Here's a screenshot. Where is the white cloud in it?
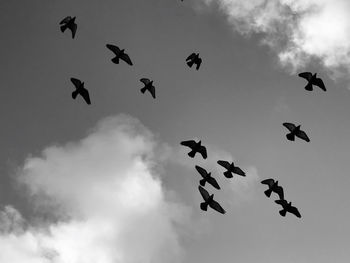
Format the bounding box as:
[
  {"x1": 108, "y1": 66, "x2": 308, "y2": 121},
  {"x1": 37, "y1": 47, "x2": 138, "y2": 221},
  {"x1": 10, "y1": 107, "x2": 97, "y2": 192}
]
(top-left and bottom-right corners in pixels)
[
  {"x1": 200, "y1": 0, "x2": 350, "y2": 80},
  {"x1": 0, "y1": 114, "x2": 192, "y2": 263}
]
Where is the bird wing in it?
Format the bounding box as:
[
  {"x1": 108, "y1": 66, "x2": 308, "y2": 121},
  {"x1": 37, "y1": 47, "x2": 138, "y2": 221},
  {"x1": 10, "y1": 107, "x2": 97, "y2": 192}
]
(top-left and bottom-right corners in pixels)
[
  {"x1": 207, "y1": 177, "x2": 220, "y2": 190},
  {"x1": 289, "y1": 206, "x2": 301, "y2": 218},
  {"x1": 232, "y1": 166, "x2": 246, "y2": 177},
  {"x1": 298, "y1": 72, "x2": 312, "y2": 81},
  {"x1": 283, "y1": 122, "x2": 296, "y2": 132},
  {"x1": 70, "y1": 78, "x2": 81, "y2": 88},
  {"x1": 274, "y1": 185, "x2": 284, "y2": 200},
  {"x1": 186, "y1": 53, "x2": 195, "y2": 61},
  {"x1": 196, "y1": 58, "x2": 202, "y2": 70},
  {"x1": 106, "y1": 44, "x2": 120, "y2": 55},
  {"x1": 198, "y1": 185, "x2": 210, "y2": 201},
  {"x1": 60, "y1": 16, "x2": 71, "y2": 24},
  {"x1": 195, "y1": 165, "x2": 208, "y2": 179},
  {"x1": 209, "y1": 200, "x2": 226, "y2": 214},
  {"x1": 275, "y1": 199, "x2": 288, "y2": 207},
  {"x1": 80, "y1": 88, "x2": 91, "y2": 105},
  {"x1": 314, "y1": 78, "x2": 326, "y2": 91},
  {"x1": 140, "y1": 78, "x2": 151, "y2": 85},
  {"x1": 296, "y1": 130, "x2": 310, "y2": 142},
  {"x1": 261, "y1": 178, "x2": 275, "y2": 187},
  {"x1": 217, "y1": 160, "x2": 230, "y2": 170},
  {"x1": 199, "y1": 146, "x2": 207, "y2": 159},
  {"x1": 71, "y1": 23, "x2": 77, "y2": 39},
  {"x1": 149, "y1": 85, "x2": 156, "y2": 99},
  {"x1": 120, "y1": 53, "x2": 133, "y2": 65}
]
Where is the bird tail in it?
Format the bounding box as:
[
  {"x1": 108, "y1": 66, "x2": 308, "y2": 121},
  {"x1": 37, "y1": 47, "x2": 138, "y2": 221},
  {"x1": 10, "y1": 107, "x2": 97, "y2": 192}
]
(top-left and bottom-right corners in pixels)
[
  {"x1": 72, "y1": 90, "x2": 79, "y2": 100},
  {"x1": 140, "y1": 87, "x2": 147, "y2": 94},
  {"x1": 200, "y1": 202, "x2": 208, "y2": 211},
  {"x1": 60, "y1": 24, "x2": 67, "y2": 33},
  {"x1": 199, "y1": 179, "x2": 206, "y2": 187},
  {"x1": 111, "y1": 57, "x2": 119, "y2": 64},
  {"x1": 279, "y1": 209, "x2": 287, "y2": 217},
  {"x1": 286, "y1": 133, "x2": 295, "y2": 141},
  {"x1": 223, "y1": 171, "x2": 232, "y2": 178},
  {"x1": 264, "y1": 188, "x2": 273, "y2": 198},
  {"x1": 188, "y1": 150, "x2": 196, "y2": 158},
  {"x1": 187, "y1": 61, "x2": 194, "y2": 68},
  {"x1": 304, "y1": 82, "x2": 313, "y2": 91}
]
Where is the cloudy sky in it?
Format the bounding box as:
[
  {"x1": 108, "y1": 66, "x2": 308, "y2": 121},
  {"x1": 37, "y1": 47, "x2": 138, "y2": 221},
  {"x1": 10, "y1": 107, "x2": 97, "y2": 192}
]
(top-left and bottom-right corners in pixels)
[{"x1": 0, "y1": 0, "x2": 350, "y2": 262}]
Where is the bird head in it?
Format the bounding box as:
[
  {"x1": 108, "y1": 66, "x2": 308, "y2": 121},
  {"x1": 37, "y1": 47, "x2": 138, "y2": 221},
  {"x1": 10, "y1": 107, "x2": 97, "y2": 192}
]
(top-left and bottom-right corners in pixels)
[
  {"x1": 275, "y1": 180, "x2": 279, "y2": 185},
  {"x1": 72, "y1": 16, "x2": 76, "y2": 21},
  {"x1": 209, "y1": 194, "x2": 214, "y2": 201},
  {"x1": 150, "y1": 80, "x2": 153, "y2": 85},
  {"x1": 208, "y1": 172, "x2": 211, "y2": 177},
  {"x1": 296, "y1": 125, "x2": 301, "y2": 130}
]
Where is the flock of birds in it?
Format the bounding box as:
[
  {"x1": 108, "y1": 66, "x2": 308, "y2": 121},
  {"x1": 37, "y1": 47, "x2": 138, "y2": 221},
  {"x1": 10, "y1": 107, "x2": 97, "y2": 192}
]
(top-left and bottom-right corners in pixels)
[{"x1": 60, "y1": 14, "x2": 327, "y2": 219}]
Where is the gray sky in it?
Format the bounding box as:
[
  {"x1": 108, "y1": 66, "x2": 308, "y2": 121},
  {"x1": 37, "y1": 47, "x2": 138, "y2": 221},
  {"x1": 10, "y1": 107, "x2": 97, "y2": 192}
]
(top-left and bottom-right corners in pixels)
[{"x1": 0, "y1": 0, "x2": 350, "y2": 262}]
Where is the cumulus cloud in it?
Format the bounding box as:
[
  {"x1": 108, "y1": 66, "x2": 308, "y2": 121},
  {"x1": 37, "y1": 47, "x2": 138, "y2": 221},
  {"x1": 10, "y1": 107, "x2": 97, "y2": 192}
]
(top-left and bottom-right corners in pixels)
[
  {"x1": 200, "y1": 0, "x2": 350, "y2": 80},
  {"x1": 0, "y1": 114, "x2": 192, "y2": 263}
]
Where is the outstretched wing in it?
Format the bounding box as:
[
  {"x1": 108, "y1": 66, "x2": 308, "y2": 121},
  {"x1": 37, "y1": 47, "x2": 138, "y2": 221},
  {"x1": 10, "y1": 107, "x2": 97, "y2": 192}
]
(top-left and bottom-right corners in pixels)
[
  {"x1": 209, "y1": 200, "x2": 226, "y2": 214},
  {"x1": 70, "y1": 78, "x2": 81, "y2": 88},
  {"x1": 274, "y1": 185, "x2": 284, "y2": 200},
  {"x1": 70, "y1": 23, "x2": 77, "y2": 39},
  {"x1": 314, "y1": 78, "x2": 326, "y2": 91},
  {"x1": 149, "y1": 85, "x2": 156, "y2": 99},
  {"x1": 140, "y1": 78, "x2": 150, "y2": 85},
  {"x1": 106, "y1": 44, "x2": 120, "y2": 55},
  {"x1": 195, "y1": 165, "x2": 208, "y2": 179},
  {"x1": 80, "y1": 88, "x2": 91, "y2": 105},
  {"x1": 207, "y1": 177, "x2": 220, "y2": 190},
  {"x1": 298, "y1": 72, "x2": 312, "y2": 81},
  {"x1": 217, "y1": 160, "x2": 230, "y2": 170},
  {"x1": 296, "y1": 130, "x2": 310, "y2": 142},
  {"x1": 283, "y1": 122, "x2": 296, "y2": 132},
  {"x1": 199, "y1": 146, "x2": 207, "y2": 159},
  {"x1": 186, "y1": 53, "x2": 195, "y2": 61},
  {"x1": 120, "y1": 53, "x2": 133, "y2": 66},
  {"x1": 261, "y1": 178, "x2": 275, "y2": 187},
  {"x1": 198, "y1": 185, "x2": 210, "y2": 201},
  {"x1": 289, "y1": 206, "x2": 301, "y2": 218},
  {"x1": 275, "y1": 199, "x2": 288, "y2": 207},
  {"x1": 196, "y1": 58, "x2": 202, "y2": 70},
  {"x1": 60, "y1": 16, "x2": 71, "y2": 24},
  {"x1": 232, "y1": 166, "x2": 246, "y2": 177}
]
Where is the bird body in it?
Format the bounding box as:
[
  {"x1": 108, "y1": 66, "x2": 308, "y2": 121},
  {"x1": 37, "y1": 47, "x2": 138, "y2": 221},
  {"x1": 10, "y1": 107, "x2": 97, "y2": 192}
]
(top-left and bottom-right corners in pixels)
[
  {"x1": 275, "y1": 199, "x2": 301, "y2": 218},
  {"x1": 140, "y1": 78, "x2": 156, "y2": 99},
  {"x1": 60, "y1": 16, "x2": 77, "y2": 39},
  {"x1": 261, "y1": 179, "x2": 284, "y2": 200},
  {"x1": 180, "y1": 140, "x2": 207, "y2": 159},
  {"x1": 70, "y1": 78, "x2": 91, "y2": 105},
  {"x1": 106, "y1": 44, "x2": 133, "y2": 66},
  {"x1": 195, "y1": 165, "x2": 220, "y2": 189},
  {"x1": 283, "y1": 123, "x2": 310, "y2": 142},
  {"x1": 186, "y1": 53, "x2": 202, "y2": 70},
  {"x1": 217, "y1": 160, "x2": 245, "y2": 178},
  {"x1": 198, "y1": 186, "x2": 225, "y2": 214},
  {"x1": 298, "y1": 72, "x2": 326, "y2": 91}
]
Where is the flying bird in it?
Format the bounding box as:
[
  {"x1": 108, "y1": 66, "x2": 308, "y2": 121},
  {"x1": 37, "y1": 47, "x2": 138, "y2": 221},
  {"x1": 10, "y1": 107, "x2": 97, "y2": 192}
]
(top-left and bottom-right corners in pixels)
[
  {"x1": 195, "y1": 165, "x2": 220, "y2": 190},
  {"x1": 275, "y1": 199, "x2": 301, "y2": 218},
  {"x1": 70, "y1": 78, "x2": 91, "y2": 105},
  {"x1": 198, "y1": 185, "x2": 225, "y2": 214},
  {"x1": 106, "y1": 44, "x2": 133, "y2": 66},
  {"x1": 261, "y1": 179, "x2": 284, "y2": 200},
  {"x1": 59, "y1": 16, "x2": 77, "y2": 39},
  {"x1": 186, "y1": 53, "x2": 202, "y2": 70},
  {"x1": 180, "y1": 140, "x2": 207, "y2": 159},
  {"x1": 298, "y1": 72, "x2": 326, "y2": 91},
  {"x1": 217, "y1": 160, "x2": 246, "y2": 178},
  {"x1": 140, "y1": 78, "x2": 156, "y2": 99},
  {"x1": 283, "y1": 123, "x2": 310, "y2": 142}
]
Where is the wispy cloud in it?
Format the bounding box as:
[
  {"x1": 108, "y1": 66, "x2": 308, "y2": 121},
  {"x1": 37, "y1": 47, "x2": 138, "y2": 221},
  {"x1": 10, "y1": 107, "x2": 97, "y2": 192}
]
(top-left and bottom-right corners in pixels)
[
  {"x1": 0, "y1": 114, "x2": 192, "y2": 263},
  {"x1": 200, "y1": 0, "x2": 350, "y2": 80}
]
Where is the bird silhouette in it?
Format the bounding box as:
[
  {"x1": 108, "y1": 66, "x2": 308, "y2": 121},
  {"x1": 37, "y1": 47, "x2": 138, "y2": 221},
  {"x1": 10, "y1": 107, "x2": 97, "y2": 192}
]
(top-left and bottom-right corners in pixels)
[
  {"x1": 106, "y1": 44, "x2": 133, "y2": 66},
  {"x1": 198, "y1": 185, "x2": 225, "y2": 214},
  {"x1": 283, "y1": 123, "x2": 310, "y2": 142},
  {"x1": 70, "y1": 78, "x2": 91, "y2": 105},
  {"x1": 298, "y1": 72, "x2": 326, "y2": 91},
  {"x1": 217, "y1": 160, "x2": 245, "y2": 178},
  {"x1": 186, "y1": 53, "x2": 202, "y2": 70},
  {"x1": 261, "y1": 179, "x2": 284, "y2": 200},
  {"x1": 275, "y1": 199, "x2": 301, "y2": 218},
  {"x1": 140, "y1": 78, "x2": 156, "y2": 99},
  {"x1": 195, "y1": 165, "x2": 220, "y2": 190},
  {"x1": 180, "y1": 140, "x2": 207, "y2": 159},
  {"x1": 59, "y1": 16, "x2": 77, "y2": 39}
]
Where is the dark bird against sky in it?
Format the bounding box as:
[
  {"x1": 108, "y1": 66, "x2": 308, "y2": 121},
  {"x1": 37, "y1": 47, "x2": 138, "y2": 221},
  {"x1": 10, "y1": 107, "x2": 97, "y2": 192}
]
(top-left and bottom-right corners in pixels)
[
  {"x1": 261, "y1": 178, "x2": 284, "y2": 200},
  {"x1": 298, "y1": 72, "x2": 326, "y2": 91},
  {"x1": 198, "y1": 185, "x2": 225, "y2": 214},
  {"x1": 186, "y1": 53, "x2": 202, "y2": 70},
  {"x1": 140, "y1": 78, "x2": 156, "y2": 99},
  {"x1": 217, "y1": 160, "x2": 246, "y2": 178},
  {"x1": 283, "y1": 123, "x2": 310, "y2": 142},
  {"x1": 106, "y1": 44, "x2": 133, "y2": 66},
  {"x1": 70, "y1": 78, "x2": 91, "y2": 105},
  {"x1": 180, "y1": 140, "x2": 207, "y2": 159},
  {"x1": 195, "y1": 165, "x2": 220, "y2": 190},
  {"x1": 59, "y1": 16, "x2": 77, "y2": 39},
  {"x1": 275, "y1": 199, "x2": 301, "y2": 218}
]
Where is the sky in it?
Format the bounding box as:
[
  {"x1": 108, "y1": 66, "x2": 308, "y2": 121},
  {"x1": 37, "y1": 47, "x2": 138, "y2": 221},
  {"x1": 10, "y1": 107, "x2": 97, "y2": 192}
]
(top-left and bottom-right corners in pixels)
[{"x1": 0, "y1": 0, "x2": 350, "y2": 262}]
